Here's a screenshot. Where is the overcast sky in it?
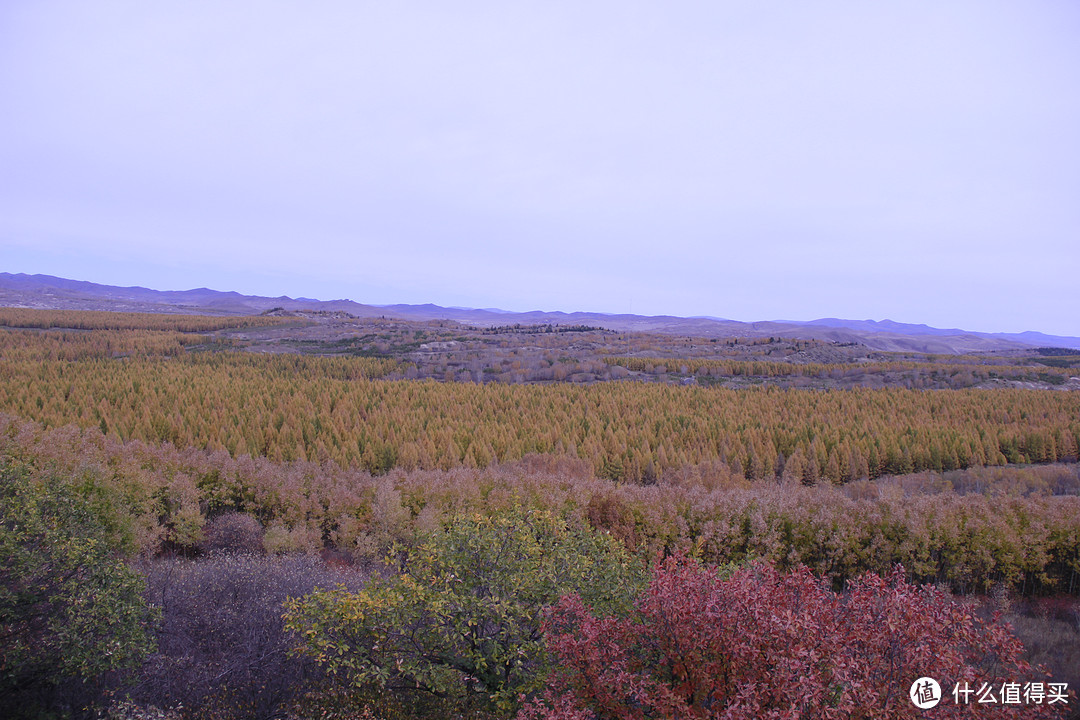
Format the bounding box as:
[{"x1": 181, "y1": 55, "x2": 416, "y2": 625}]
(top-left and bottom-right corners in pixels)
[{"x1": 2, "y1": 2, "x2": 1078, "y2": 335}]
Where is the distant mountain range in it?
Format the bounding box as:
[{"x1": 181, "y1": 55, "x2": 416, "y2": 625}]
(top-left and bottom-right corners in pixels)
[{"x1": 2, "y1": 272, "x2": 1078, "y2": 353}]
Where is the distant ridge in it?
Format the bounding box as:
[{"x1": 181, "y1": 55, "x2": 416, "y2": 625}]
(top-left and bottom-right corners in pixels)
[
  {"x1": 0, "y1": 272, "x2": 391, "y2": 318},
  {"x1": 2, "y1": 272, "x2": 1078, "y2": 352}
]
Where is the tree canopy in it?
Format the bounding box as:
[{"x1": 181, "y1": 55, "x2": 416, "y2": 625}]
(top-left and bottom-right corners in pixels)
[
  {"x1": 285, "y1": 505, "x2": 645, "y2": 713},
  {"x1": 0, "y1": 461, "x2": 157, "y2": 716}
]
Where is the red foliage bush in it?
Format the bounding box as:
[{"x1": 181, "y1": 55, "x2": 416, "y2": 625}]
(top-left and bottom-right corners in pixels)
[{"x1": 523, "y1": 559, "x2": 1067, "y2": 719}]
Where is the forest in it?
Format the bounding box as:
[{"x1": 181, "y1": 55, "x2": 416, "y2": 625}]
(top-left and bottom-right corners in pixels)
[{"x1": 0, "y1": 309, "x2": 1077, "y2": 719}]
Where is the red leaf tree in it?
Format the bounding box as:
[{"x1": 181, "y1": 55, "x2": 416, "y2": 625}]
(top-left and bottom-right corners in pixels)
[{"x1": 522, "y1": 559, "x2": 1066, "y2": 719}]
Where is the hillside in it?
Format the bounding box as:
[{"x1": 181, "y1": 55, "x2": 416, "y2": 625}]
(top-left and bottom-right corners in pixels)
[{"x1": 4, "y1": 272, "x2": 1079, "y2": 352}]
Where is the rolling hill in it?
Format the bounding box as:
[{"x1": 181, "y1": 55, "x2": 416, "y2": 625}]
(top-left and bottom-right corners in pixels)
[{"x1": 2, "y1": 272, "x2": 1078, "y2": 352}]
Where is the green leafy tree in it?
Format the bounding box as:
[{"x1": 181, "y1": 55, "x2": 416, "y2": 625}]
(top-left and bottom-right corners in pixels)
[
  {"x1": 285, "y1": 505, "x2": 645, "y2": 713},
  {"x1": 0, "y1": 461, "x2": 157, "y2": 716}
]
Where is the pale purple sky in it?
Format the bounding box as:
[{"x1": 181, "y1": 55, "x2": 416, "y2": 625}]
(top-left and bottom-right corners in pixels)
[{"x1": 2, "y1": 2, "x2": 1078, "y2": 335}]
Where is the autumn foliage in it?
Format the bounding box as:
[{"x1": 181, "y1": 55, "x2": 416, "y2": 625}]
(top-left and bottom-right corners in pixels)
[
  {"x1": 0, "y1": 307, "x2": 292, "y2": 332},
  {"x1": 524, "y1": 559, "x2": 1067, "y2": 719},
  {"x1": 604, "y1": 355, "x2": 1075, "y2": 385},
  {"x1": 2, "y1": 413, "x2": 1078, "y2": 596},
  {"x1": 2, "y1": 322, "x2": 1078, "y2": 477},
  {"x1": 0, "y1": 310, "x2": 1077, "y2": 719}
]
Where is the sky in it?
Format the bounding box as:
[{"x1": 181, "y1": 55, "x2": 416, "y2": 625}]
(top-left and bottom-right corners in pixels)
[{"x1": 2, "y1": 2, "x2": 1078, "y2": 336}]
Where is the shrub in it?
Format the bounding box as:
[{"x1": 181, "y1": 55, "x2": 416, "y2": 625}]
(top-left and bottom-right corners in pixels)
[
  {"x1": 134, "y1": 554, "x2": 366, "y2": 720},
  {"x1": 285, "y1": 505, "x2": 646, "y2": 714},
  {"x1": 262, "y1": 520, "x2": 320, "y2": 555},
  {"x1": 524, "y1": 558, "x2": 1066, "y2": 719},
  {"x1": 199, "y1": 512, "x2": 264, "y2": 554}
]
